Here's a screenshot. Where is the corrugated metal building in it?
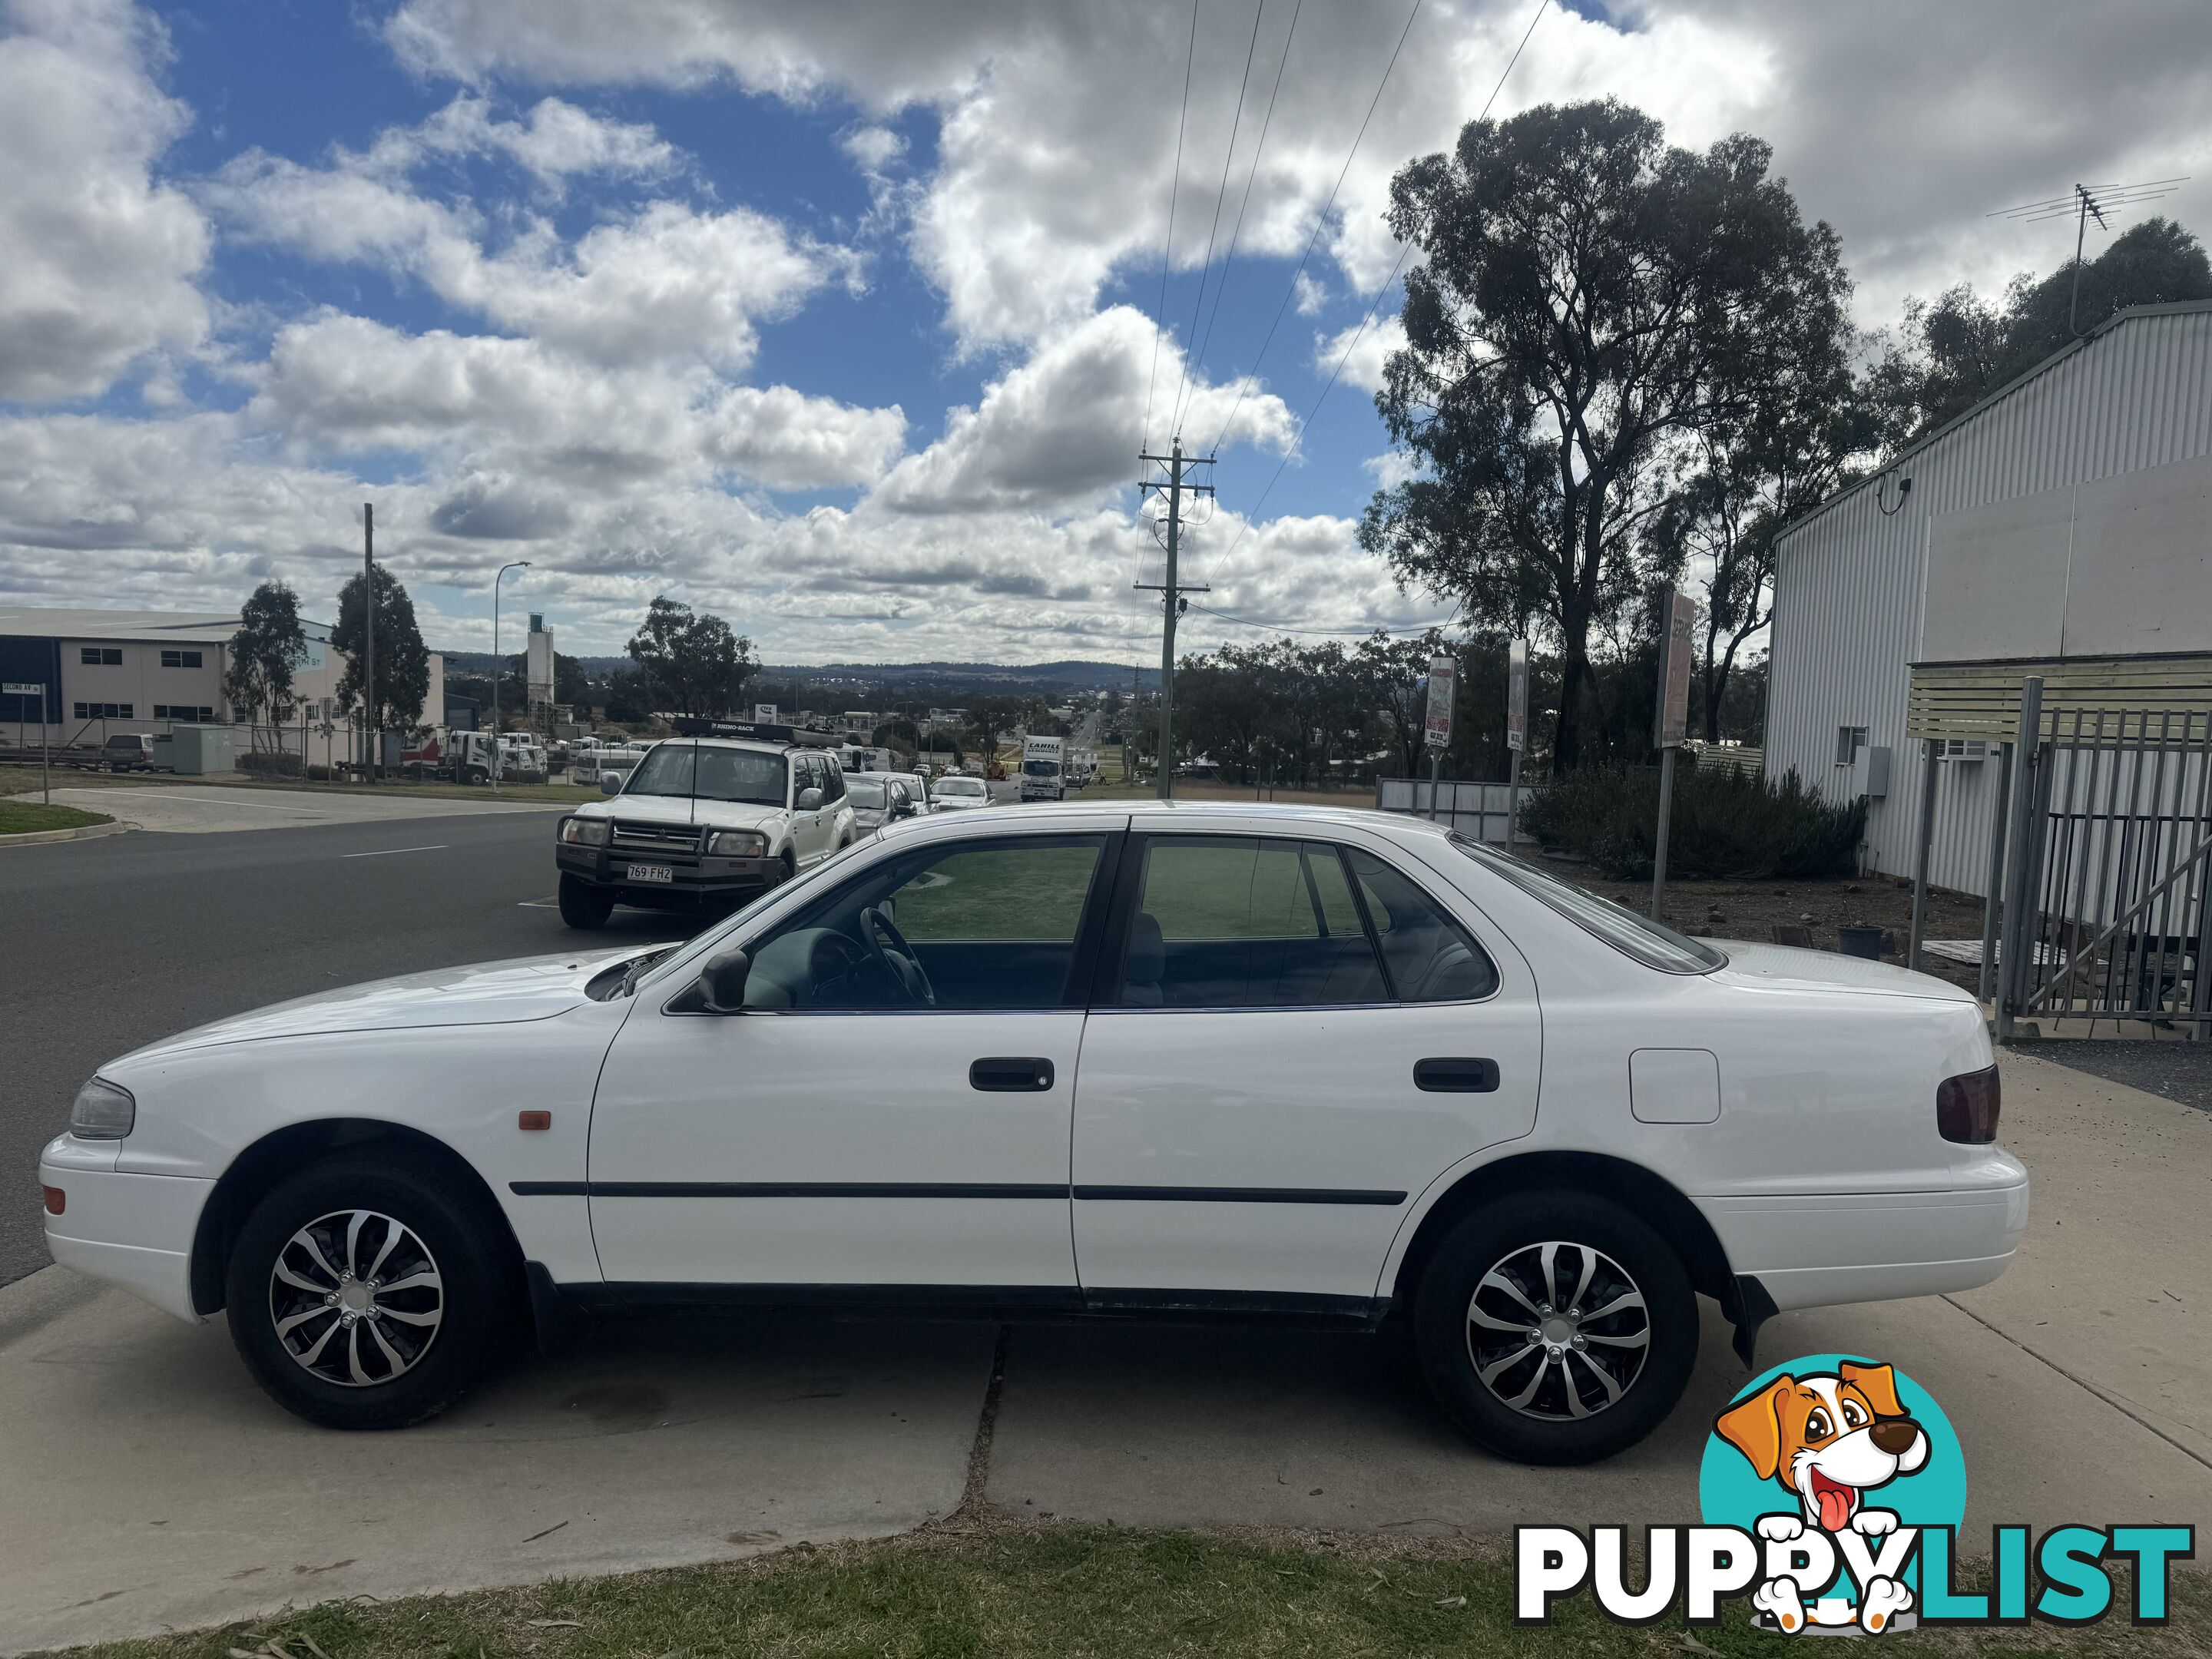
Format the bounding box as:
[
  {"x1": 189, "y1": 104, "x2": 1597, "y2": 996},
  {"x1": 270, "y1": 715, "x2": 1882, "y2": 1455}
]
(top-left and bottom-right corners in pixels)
[{"x1": 1764, "y1": 300, "x2": 2212, "y2": 899}]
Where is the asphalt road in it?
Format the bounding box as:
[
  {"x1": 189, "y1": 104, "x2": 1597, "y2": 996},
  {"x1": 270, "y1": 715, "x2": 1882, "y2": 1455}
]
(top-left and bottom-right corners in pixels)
[{"x1": 2, "y1": 811, "x2": 697, "y2": 1286}]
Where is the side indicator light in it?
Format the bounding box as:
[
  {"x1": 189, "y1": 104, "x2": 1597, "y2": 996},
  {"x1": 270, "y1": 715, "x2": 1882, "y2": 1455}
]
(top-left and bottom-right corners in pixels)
[
  {"x1": 42, "y1": 1187, "x2": 65, "y2": 1216},
  {"x1": 518, "y1": 1111, "x2": 552, "y2": 1131}
]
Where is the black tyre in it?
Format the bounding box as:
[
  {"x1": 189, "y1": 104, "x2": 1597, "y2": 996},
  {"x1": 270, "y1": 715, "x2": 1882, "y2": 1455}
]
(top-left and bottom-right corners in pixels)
[
  {"x1": 1412, "y1": 1189, "x2": 1697, "y2": 1465},
  {"x1": 463, "y1": 765, "x2": 488, "y2": 785},
  {"x1": 224, "y1": 1156, "x2": 517, "y2": 1429},
  {"x1": 774, "y1": 848, "x2": 796, "y2": 886},
  {"x1": 558, "y1": 873, "x2": 614, "y2": 929}
]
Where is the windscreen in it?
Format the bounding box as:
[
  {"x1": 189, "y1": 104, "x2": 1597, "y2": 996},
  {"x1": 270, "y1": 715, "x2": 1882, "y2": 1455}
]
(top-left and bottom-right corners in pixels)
[
  {"x1": 937, "y1": 777, "x2": 986, "y2": 796},
  {"x1": 1023, "y1": 760, "x2": 1059, "y2": 777},
  {"x1": 624, "y1": 743, "x2": 786, "y2": 806},
  {"x1": 847, "y1": 778, "x2": 888, "y2": 807}
]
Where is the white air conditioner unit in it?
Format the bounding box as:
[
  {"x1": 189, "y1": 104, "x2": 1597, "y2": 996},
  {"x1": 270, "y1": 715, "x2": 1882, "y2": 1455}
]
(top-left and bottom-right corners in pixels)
[{"x1": 1940, "y1": 738, "x2": 1989, "y2": 762}]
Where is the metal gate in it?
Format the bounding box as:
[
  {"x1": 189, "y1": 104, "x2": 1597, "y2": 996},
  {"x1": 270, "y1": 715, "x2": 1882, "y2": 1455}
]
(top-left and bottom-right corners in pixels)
[{"x1": 1998, "y1": 694, "x2": 2212, "y2": 1037}]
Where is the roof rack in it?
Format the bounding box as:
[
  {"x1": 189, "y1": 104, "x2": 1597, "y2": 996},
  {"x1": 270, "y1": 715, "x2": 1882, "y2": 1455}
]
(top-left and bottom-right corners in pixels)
[{"x1": 665, "y1": 717, "x2": 841, "y2": 746}]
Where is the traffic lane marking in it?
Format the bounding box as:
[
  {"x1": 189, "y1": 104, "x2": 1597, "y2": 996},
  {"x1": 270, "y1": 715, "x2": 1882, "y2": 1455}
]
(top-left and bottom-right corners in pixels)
[{"x1": 342, "y1": 844, "x2": 449, "y2": 859}]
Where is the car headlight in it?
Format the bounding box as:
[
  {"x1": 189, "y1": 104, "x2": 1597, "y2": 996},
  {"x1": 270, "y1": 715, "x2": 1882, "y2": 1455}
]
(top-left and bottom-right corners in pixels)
[
  {"x1": 561, "y1": 816, "x2": 609, "y2": 846},
  {"x1": 70, "y1": 1078, "x2": 135, "y2": 1140},
  {"x1": 708, "y1": 830, "x2": 769, "y2": 857}
]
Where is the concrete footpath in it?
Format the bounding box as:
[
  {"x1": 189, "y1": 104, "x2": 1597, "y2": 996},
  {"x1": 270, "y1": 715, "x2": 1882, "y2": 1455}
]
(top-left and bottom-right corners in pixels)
[
  {"x1": 5, "y1": 1051, "x2": 2207, "y2": 1651},
  {"x1": 42, "y1": 786, "x2": 566, "y2": 836}
]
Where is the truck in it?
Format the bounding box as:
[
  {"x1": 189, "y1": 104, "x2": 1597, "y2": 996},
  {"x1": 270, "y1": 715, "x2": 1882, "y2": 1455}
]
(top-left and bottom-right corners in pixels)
[
  {"x1": 399, "y1": 728, "x2": 548, "y2": 784},
  {"x1": 1018, "y1": 733, "x2": 1065, "y2": 802}
]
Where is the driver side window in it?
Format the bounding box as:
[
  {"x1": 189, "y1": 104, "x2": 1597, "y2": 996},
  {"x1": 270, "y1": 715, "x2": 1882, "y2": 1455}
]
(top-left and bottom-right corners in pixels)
[{"x1": 743, "y1": 834, "x2": 1108, "y2": 1012}]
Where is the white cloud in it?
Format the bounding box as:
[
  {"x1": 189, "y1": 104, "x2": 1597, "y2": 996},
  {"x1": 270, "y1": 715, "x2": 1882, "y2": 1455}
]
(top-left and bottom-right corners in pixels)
[
  {"x1": 0, "y1": 0, "x2": 208, "y2": 402},
  {"x1": 1313, "y1": 315, "x2": 1406, "y2": 397},
  {"x1": 417, "y1": 94, "x2": 678, "y2": 187},
  {"x1": 878, "y1": 306, "x2": 1293, "y2": 515},
  {"x1": 1293, "y1": 271, "x2": 1328, "y2": 316},
  {"x1": 250, "y1": 313, "x2": 906, "y2": 492}
]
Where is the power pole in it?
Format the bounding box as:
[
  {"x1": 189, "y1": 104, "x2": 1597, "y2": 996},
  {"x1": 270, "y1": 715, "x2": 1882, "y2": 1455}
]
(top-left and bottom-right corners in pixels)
[
  {"x1": 1134, "y1": 439, "x2": 1212, "y2": 801},
  {"x1": 363, "y1": 502, "x2": 376, "y2": 784}
]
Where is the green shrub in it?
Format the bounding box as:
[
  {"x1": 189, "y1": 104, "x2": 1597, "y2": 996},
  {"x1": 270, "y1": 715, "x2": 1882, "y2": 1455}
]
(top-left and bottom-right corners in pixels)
[
  {"x1": 306, "y1": 763, "x2": 333, "y2": 780},
  {"x1": 1523, "y1": 763, "x2": 1865, "y2": 880},
  {"x1": 239, "y1": 749, "x2": 305, "y2": 777}
]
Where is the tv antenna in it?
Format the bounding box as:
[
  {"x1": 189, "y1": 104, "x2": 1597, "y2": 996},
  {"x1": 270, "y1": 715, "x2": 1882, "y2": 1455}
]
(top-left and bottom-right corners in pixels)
[{"x1": 1989, "y1": 177, "x2": 2188, "y2": 335}]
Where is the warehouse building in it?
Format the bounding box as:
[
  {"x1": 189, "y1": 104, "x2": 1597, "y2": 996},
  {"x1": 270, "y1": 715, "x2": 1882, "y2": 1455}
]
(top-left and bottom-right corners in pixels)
[
  {"x1": 1763, "y1": 300, "x2": 2212, "y2": 900},
  {"x1": 0, "y1": 604, "x2": 443, "y2": 773}
]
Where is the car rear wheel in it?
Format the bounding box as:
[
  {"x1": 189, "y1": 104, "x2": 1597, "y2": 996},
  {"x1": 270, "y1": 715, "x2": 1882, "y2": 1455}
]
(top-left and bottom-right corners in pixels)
[
  {"x1": 224, "y1": 1157, "x2": 515, "y2": 1429},
  {"x1": 558, "y1": 873, "x2": 614, "y2": 929},
  {"x1": 1412, "y1": 1189, "x2": 1696, "y2": 1465}
]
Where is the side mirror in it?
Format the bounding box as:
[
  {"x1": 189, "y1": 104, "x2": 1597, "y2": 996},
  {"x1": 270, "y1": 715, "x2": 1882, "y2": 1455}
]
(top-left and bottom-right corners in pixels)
[
  {"x1": 601, "y1": 773, "x2": 621, "y2": 794},
  {"x1": 698, "y1": 947, "x2": 750, "y2": 1014},
  {"x1": 796, "y1": 786, "x2": 824, "y2": 810}
]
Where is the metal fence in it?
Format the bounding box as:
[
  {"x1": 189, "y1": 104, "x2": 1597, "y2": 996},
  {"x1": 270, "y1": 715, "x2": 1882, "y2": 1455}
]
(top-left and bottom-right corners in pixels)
[
  {"x1": 1374, "y1": 777, "x2": 1538, "y2": 846},
  {"x1": 2000, "y1": 702, "x2": 2212, "y2": 1035}
]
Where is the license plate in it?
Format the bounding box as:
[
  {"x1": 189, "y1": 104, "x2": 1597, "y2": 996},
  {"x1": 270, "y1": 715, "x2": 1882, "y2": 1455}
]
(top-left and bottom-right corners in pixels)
[{"x1": 624, "y1": 863, "x2": 674, "y2": 885}]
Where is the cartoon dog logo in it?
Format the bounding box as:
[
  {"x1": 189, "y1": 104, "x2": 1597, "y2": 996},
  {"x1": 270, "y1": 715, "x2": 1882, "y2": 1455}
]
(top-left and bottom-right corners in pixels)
[{"x1": 1714, "y1": 1359, "x2": 1931, "y2": 1634}]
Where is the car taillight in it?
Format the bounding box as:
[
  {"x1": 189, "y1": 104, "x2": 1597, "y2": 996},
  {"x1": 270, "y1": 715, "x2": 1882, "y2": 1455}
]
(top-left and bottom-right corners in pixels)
[
  {"x1": 1936, "y1": 1065, "x2": 2000, "y2": 1144},
  {"x1": 42, "y1": 1187, "x2": 65, "y2": 1216}
]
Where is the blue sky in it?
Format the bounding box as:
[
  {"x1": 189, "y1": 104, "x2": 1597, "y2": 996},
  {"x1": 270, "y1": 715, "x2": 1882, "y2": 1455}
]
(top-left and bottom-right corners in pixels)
[{"x1": 1, "y1": 0, "x2": 2205, "y2": 661}]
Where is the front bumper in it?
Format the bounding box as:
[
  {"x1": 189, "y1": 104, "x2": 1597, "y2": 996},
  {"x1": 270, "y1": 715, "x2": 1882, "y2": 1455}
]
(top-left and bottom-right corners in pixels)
[
  {"x1": 39, "y1": 1135, "x2": 212, "y2": 1323},
  {"x1": 556, "y1": 842, "x2": 777, "y2": 905},
  {"x1": 1700, "y1": 1163, "x2": 2030, "y2": 1313}
]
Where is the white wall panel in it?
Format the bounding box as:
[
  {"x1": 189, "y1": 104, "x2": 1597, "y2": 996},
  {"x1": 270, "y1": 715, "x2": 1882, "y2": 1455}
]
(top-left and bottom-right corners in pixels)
[{"x1": 1768, "y1": 305, "x2": 2212, "y2": 897}]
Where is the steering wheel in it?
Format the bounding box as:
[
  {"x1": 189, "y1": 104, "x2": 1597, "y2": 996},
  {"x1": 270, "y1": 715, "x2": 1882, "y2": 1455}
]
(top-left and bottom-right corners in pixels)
[{"x1": 860, "y1": 906, "x2": 937, "y2": 1007}]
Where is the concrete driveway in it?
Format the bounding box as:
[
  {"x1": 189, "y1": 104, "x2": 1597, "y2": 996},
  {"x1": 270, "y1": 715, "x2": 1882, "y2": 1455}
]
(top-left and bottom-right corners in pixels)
[
  {"x1": 44, "y1": 785, "x2": 565, "y2": 836},
  {"x1": 6, "y1": 1051, "x2": 2207, "y2": 1651}
]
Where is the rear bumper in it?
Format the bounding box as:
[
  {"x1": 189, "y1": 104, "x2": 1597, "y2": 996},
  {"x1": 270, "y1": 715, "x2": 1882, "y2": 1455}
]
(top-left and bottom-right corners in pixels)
[
  {"x1": 38, "y1": 1142, "x2": 212, "y2": 1323},
  {"x1": 1700, "y1": 1171, "x2": 2030, "y2": 1313}
]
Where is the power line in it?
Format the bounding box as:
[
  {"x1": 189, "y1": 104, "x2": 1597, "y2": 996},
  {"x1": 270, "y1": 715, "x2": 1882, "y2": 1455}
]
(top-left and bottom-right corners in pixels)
[
  {"x1": 1169, "y1": 0, "x2": 1267, "y2": 442},
  {"x1": 1141, "y1": 1, "x2": 1201, "y2": 459},
  {"x1": 1187, "y1": 0, "x2": 1303, "y2": 430},
  {"x1": 1204, "y1": 0, "x2": 1423, "y2": 459},
  {"x1": 1202, "y1": 0, "x2": 1548, "y2": 586}
]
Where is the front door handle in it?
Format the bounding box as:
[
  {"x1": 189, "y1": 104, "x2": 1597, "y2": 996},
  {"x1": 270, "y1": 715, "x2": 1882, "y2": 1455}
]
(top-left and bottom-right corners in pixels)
[
  {"x1": 1414, "y1": 1057, "x2": 1499, "y2": 1093},
  {"x1": 971, "y1": 1057, "x2": 1055, "y2": 1092}
]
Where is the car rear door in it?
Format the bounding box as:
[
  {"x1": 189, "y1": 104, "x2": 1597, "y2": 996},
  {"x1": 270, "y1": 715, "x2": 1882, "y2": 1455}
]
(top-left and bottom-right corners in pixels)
[{"x1": 1068, "y1": 824, "x2": 1541, "y2": 1310}]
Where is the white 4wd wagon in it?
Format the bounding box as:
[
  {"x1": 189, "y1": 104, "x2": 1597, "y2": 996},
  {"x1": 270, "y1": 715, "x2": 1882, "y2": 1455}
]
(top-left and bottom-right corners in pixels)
[{"x1": 554, "y1": 738, "x2": 858, "y2": 928}]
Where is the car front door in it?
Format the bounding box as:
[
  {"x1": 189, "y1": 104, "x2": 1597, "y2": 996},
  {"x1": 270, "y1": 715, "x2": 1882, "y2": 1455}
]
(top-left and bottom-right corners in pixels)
[
  {"x1": 1069, "y1": 827, "x2": 1542, "y2": 1310},
  {"x1": 586, "y1": 821, "x2": 1123, "y2": 1293}
]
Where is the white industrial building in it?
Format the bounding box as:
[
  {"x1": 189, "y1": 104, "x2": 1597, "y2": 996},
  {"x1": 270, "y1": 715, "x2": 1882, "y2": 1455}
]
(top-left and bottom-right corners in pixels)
[
  {"x1": 1764, "y1": 299, "x2": 2212, "y2": 901},
  {"x1": 0, "y1": 604, "x2": 445, "y2": 773}
]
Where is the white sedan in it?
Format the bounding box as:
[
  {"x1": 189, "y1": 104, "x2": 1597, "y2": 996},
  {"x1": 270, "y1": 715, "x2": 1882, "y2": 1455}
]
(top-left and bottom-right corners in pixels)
[
  {"x1": 41, "y1": 803, "x2": 2025, "y2": 1460},
  {"x1": 928, "y1": 774, "x2": 992, "y2": 810}
]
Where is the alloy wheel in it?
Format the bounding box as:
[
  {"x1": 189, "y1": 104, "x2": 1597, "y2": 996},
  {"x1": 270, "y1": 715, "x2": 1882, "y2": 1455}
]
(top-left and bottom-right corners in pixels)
[
  {"x1": 267, "y1": 1208, "x2": 445, "y2": 1388},
  {"x1": 1464, "y1": 1240, "x2": 1650, "y2": 1420}
]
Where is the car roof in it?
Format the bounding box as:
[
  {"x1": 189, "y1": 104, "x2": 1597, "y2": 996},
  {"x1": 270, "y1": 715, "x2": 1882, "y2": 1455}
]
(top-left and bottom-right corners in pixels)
[{"x1": 659, "y1": 737, "x2": 810, "y2": 758}]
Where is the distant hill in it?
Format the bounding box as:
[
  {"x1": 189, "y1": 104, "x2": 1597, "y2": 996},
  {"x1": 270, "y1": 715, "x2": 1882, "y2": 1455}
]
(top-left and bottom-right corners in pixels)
[{"x1": 442, "y1": 652, "x2": 1157, "y2": 694}]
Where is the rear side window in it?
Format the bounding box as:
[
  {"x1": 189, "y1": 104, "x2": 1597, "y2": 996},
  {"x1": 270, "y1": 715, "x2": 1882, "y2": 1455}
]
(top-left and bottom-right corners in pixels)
[
  {"x1": 1343, "y1": 848, "x2": 1499, "y2": 1002},
  {"x1": 1114, "y1": 836, "x2": 1389, "y2": 1008}
]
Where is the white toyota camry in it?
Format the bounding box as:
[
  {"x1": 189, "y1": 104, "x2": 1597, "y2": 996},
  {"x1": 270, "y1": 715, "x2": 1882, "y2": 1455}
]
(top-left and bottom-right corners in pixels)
[{"x1": 40, "y1": 803, "x2": 2026, "y2": 1462}]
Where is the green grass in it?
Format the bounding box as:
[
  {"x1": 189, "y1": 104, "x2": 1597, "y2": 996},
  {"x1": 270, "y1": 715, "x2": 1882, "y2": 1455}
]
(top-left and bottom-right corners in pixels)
[
  {"x1": 38, "y1": 1522, "x2": 2210, "y2": 1659},
  {"x1": 0, "y1": 800, "x2": 110, "y2": 835}
]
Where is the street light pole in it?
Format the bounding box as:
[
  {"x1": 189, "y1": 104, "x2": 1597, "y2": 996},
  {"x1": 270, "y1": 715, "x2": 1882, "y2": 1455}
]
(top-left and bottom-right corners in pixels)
[{"x1": 491, "y1": 561, "x2": 531, "y2": 792}]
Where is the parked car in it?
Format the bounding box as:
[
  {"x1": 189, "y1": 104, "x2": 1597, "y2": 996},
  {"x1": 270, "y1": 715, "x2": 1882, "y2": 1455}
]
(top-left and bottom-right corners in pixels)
[
  {"x1": 553, "y1": 737, "x2": 859, "y2": 928},
  {"x1": 844, "y1": 774, "x2": 918, "y2": 835},
  {"x1": 101, "y1": 733, "x2": 160, "y2": 773},
  {"x1": 41, "y1": 803, "x2": 2025, "y2": 1457},
  {"x1": 929, "y1": 774, "x2": 991, "y2": 810},
  {"x1": 862, "y1": 769, "x2": 935, "y2": 816}
]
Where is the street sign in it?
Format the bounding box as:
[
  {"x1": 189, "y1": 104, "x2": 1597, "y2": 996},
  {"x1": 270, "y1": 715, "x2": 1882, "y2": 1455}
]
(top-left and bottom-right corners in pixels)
[
  {"x1": 1654, "y1": 589, "x2": 1697, "y2": 750},
  {"x1": 2, "y1": 682, "x2": 42, "y2": 696},
  {"x1": 1423, "y1": 656, "x2": 1455, "y2": 749},
  {"x1": 753, "y1": 703, "x2": 777, "y2": 724},
  {"x1": 1505, "y1": 642, "x2": 1527, "y2": 753}
]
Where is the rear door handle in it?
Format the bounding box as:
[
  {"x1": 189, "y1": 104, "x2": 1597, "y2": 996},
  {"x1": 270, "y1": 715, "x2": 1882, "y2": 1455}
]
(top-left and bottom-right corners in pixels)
[
  {"x1": 1414, "y1": 1057, "x2": 1498, "y2": 1093},
  {"x1": 971, "y1": 1057, "x2": 1055, "y2": 1092}
]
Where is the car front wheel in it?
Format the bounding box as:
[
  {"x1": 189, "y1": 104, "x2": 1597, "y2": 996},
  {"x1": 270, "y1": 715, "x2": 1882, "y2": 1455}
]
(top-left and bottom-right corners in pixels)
[
  {"x1": 225, "y1": 1157, "x2": 516, "y2": 1429},
  {"x1": 1412, "y1": 1189, "x2": 1696, "y2": 1465},
  {"x1": 558, "y1": 872, "x2": 614, "y2": 928}
]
